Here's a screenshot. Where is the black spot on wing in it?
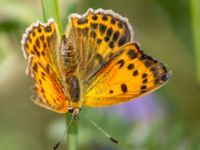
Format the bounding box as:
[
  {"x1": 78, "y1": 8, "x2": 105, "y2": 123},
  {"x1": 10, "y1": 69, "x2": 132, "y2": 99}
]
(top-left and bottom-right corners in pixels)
[
  {"x1": 109, "y1": 90, "x2": 114, "y2": 94},
  {"x1": 32, "y1": 31, "x2": 36, "y2": 37},
  {"x1": 109, "y1": 41, "x2": 114, "y2": 49},
  {"x1": 140, "y1": 85, "x2": 147, "y2": 90},
  {"x1": 118, "y1": 21, "x2": 124, "y2": 29},
  {"x1": 106, "y1": 27, "x2": 113, "y2": 37},
  {"x1": 39, "y1": 35, "x2": 44, "y2": 42},
  {"x1": 78, "y1": 17, "x2": 88, "y2": 24},
  {"x1": 35, "y1": 38, "x2": 40, "y2": 49},
  {"x1": 41, "y1": 51, "x2": 45, "y2": 56},
  {"x1": 38, "y1": 27, "x2": 42, "y2": 33},
  {"x1": 112, "y1": 31, "x2": 120, "y2": 42},
  {"x1": 91, "y1": 23, "x2": 98, "y2": 29},
  {"x1": 43, "y1": 42, "x2": 47, "y2": 50},
  {"x1": 46, "y1": 64, "x2": 50, "y2": 74},
  {"x1": 121, "y1": 84, "x2": 127, "y2": 93},
  {"x1": 92, "y1": 14, "x2": 98, "y2": 20},
  {"x1": 118, "y1": 36, "x2": 126, "y2": 47},
  {"x1": 38, "y1": 79, "x2": 42, "y2": 84},
  {"x1": 118, "y1": 29, "x2": 131, "y2": 47},
  {"x1": 99, "y1": 24, "x2": 106, "y2": 35},
  {"x1": 142, "y1": 73, "x2": 148, "y2": 78},
  {"x1": 28, "y1": 37, "x2": 32, "y2": 43},
  {"x1": 110, "y1": 17, "x2": 116, "y2": 25},
  {"x1": 144, "y1": 60, "x2": 153, "y2": 68},
  {"x1": 104, "y1": 36, "x2": 110, "y2": 42},
  {"x1": 45, "y1": 26, "x2": 51, "y2": 32},
  {"x1": 127, "y1": 49, "x2": 137, "y2": 59},
  {"x1": 33, "y1": 45, "x2": 40, "y2": 57},
  {"x1": 97, "y1": 38, "x2": 102, "y2": 45},
  {"x1": 127, "y1": 63, "x2": 134, "y2": 70},
  {"x1": 142, "y1": 79, "x2": 148, "y2": 83},
  {"x1": 90, "y1": 31, "x2": 96, "y2": 38},
  {"x1": 117, "y1": 59, "x2": 125, "y2": 68},
  {"x1": 102, "y1": 14, "x2": 108, "y2": 21},
  {"x1": 132, "y1": 70, "x2": 138, "y2": 76},
  {"x1": 33, "y1": 63, "x2": 38, "y2": 72}
]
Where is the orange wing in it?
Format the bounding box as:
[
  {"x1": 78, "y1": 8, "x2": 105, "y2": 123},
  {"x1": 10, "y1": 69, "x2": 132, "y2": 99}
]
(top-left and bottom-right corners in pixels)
[
  {"x1": 83, "y1": 42, "x2": 170, "y2": 107},
  {"x1": 21, "y1": 19, "x2": 67, "y2": 113},
  {"x1": 65, "y1": 8, "x2": 170, "y2": 107},
  {"x1": 27, "y1": 56, "x2": 67, "y2": 113},
  {"x1": 66, "y1": 8, "x2": 133, "y2": 83},
  {"x1": 21, "y1": 19, "x2": 60, "y2": 77}
]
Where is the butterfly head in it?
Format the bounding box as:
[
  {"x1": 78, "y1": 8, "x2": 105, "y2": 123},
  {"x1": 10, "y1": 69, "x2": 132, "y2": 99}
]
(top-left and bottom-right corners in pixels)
[{"x1": 68, "y1": 107, "x2": 81, "y2": 119}]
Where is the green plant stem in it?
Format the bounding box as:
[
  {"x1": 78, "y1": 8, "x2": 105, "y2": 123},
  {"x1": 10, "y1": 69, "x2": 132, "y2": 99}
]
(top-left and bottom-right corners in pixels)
[
  {"x1": 41, "y1": 0, "x2": 62, "y2": 34},
  {"x1": 41, "y1": 0, "x2": 78, "y2": 149},
  {"x1": 190, "y1": 0, "x2": 200, "y2": 84},
  {"x1": 66, "y1": 113, "x2": 78, "y2": 150}
]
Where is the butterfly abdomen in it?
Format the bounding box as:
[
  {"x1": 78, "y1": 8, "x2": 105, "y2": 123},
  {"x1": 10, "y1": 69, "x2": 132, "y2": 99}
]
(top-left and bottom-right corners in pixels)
[{"x1": 66, "y1": 76, "x2": 80, "y2": 103}]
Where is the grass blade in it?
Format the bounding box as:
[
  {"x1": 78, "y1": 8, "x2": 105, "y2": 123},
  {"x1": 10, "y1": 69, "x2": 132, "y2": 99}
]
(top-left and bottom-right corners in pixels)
[{"x1": 190, "y1": 0, "x2": 200, "y2": 83}]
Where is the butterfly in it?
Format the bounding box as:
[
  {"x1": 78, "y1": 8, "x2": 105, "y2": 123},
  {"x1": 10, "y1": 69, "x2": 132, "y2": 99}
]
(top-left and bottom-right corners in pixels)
[{"x1": 21, "y1": 8, "x2": 170, "y2": 116}]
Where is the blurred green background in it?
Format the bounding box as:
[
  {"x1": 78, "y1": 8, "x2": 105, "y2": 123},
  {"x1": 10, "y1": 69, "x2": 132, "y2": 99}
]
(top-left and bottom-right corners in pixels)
[{"x1": 0, "y1": 0, "x2": 200, "y2": 149}]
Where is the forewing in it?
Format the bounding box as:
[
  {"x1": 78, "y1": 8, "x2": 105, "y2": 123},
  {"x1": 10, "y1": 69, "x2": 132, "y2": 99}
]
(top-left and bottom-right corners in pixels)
[
  {"x1": 83, "y1": 42, "x2": 170, "y2": 107},
  {"x1": 66, "y1": 8, "x2": 133, "y2": 82},
  {"x1": 21, "y1": 18, "x2": 61, "y2": 77}
]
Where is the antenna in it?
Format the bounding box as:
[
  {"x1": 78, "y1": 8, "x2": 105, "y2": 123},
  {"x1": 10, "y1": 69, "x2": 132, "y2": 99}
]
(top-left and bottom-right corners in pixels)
[
  {"x1": 52, "y1": 113, "x2": 75, "y2": 150},
  {"x1": 85, "y1": 116, "x2": 119, "y2": 144}
]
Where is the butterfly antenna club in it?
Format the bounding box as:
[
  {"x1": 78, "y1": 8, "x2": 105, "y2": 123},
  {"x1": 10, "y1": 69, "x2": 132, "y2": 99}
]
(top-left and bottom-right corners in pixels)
[{"x1": 85, "y1": 116, "x2": 119, "y2": 144}]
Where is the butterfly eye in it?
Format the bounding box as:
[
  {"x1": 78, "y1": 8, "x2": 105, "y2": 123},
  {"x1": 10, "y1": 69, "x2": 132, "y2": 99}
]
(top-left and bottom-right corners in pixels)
[{"x1": 68, "y1": 108, "x2": 74, "y2": 113}]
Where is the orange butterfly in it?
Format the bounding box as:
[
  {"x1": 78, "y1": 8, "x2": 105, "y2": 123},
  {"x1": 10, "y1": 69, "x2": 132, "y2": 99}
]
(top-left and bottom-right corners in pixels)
[{"x1": 21, "y1": 8, "x2": 170, "y2": 117}]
